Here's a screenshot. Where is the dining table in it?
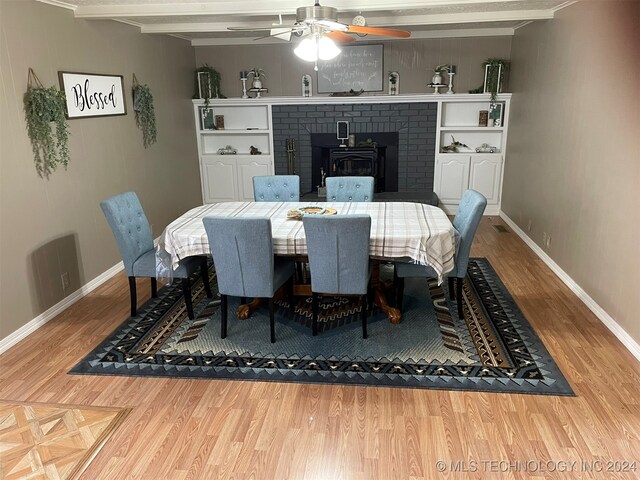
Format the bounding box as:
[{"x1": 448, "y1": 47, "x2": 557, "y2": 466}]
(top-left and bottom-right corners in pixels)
[{"x1": 159, "y1": 201, "x2": 457, "y2": 323}]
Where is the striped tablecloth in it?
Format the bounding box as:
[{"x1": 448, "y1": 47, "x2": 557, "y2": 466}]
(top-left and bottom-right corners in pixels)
[{"x1": 160, "y1": 202, "x2": 456, "y2": 282}]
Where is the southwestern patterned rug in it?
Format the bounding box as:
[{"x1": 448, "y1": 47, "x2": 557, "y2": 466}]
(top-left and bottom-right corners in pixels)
[{"x1": 71, "y1": 259, "x2": 573, "y2": 395}]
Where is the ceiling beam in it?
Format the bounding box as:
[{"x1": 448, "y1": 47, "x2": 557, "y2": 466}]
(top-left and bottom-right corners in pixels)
[
  {"x1": 190, "y1": 27, "x2": 515, "y2": 46},
  {"x1": 140, "y1": 10, "x2": 552, "y2": 34},
  {"x1": 72, "y1": 0, "x2": 531, "y2": 19}
]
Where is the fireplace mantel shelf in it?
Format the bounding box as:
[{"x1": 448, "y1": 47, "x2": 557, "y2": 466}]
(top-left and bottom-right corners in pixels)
[{"x1": 193, "y1": 93, "x2": 511, "y2": 107}]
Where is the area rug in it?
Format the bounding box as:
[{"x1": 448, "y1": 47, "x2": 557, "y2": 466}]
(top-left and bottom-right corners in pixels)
[
  {"x1": 71, "y1": 259, "x2": 573, "y2": 395},
  {"x1": 0, "y1": 400, "x2": 130, "y2": 480}
]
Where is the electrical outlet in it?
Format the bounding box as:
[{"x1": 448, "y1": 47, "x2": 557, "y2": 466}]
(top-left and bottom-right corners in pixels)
[
  {"x1": 61, "y1": 272, "x2": 70, "y2": 290},
  {"x1": 542, "y1": 232, "x2": 547, "y2": 244},
  {"x1": 546, "y1": 235, "x2": 551, "y2": 248},
  {"x1": 527, "y1": 220, "x2": 532, "y2": 232}
]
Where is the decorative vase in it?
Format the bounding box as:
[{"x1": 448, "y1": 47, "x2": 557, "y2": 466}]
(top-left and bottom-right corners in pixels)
[
  {"x1": 252, "y1": 78, "x2": 262, "y2": 89},
  {"x1": 432, "y1": 73, "x2": 443, "y2": 85}
]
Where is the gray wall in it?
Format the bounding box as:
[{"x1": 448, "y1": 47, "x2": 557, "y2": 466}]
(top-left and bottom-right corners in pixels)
[
  {"x1": 0, "y1": 1, "x2": 201, "y2": 340},
  {"x1": 502, "y1": 2, "x2": 640, "y2": 342},
  {"x1": 195, "y1": 37, "x2": 512, "y2": 98}
]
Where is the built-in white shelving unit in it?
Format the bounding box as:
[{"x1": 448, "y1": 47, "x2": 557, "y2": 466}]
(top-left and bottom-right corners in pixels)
[
  {"x1": 193, "y1": 101, "x2": 274, "y2": 202},
  {"x1": 192, "y1": 94, "x2": 510, "y2": 212},
  {"x1": 434, "y1": 95, "x2": 511, "y2": 215}
]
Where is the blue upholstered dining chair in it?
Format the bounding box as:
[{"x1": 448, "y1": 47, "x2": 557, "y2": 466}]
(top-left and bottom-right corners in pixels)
[
  {"x1": 202, "y1": 216, "x2": 295, "y2": 343},
  {"x1": 302, "y1": 215, "x2": 372, "y2": 338},
  {"x1": 253, "y1": 175, "x2": 300, "y2": 201},
  {"x1": 325, "y1": 176, "x2": 374, "y2": 202},
  {"x1": 101, "y1": 192, "x2": 212, "y2": 319},
  {"x1": 394, "y1": 189, "x2": 487, "y2": 319}
]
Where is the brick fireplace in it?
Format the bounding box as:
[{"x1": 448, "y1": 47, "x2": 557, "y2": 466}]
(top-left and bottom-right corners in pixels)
[{"x1": 272, "y1": 102, "x2": 437, "y2": 194}]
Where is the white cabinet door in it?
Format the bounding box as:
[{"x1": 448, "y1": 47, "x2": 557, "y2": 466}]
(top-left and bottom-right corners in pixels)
[
  {"x1": 469, "y1": 155, "x2": 502, "y2": 204},
  {"x1": 201, "y1": 156, "x2": 237, "y2": 203},
  {"x1": 434, "y1": 155, "x2": 470, "y2": 203},
  {"x1": 236, "y1": 156, "x2": 273, "y2": 201}
]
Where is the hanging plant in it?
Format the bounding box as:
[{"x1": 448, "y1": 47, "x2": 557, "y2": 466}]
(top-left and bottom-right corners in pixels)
[
  {"x1": 23, "y1": 68, "x2": 70, "y2": 178},
  {"x1": 132, "y1": 75, "x2": 157, "y2": 148},
  {"x1": 193, "y1": 64, "x2": 224, "y2": 107}
]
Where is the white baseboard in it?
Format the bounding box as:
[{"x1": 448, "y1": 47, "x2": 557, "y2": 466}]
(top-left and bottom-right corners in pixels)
[
  {"x1": 440, "y1": 203, "x2": 501, "y2": 216},
  {"x1": 0, "y1": 261, "x2": 124, "y2": 355},
  {"x1": 499, "y1": 211, "x2": 640, "y2": 362}
]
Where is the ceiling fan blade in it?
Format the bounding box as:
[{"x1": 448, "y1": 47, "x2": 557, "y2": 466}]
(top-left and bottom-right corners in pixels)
[
  {"x1": 253, "y1": 29, "x2": 298, "y2": 40},
  {"x1": 346, "y1": 25, "x2": 411, "y2": 38},
  {"x1": 325, "y1": 31, "x2": 355, "y2": 43},
  {"x1": 227, "y1": 25, "x2": 301, "y2": 32}
]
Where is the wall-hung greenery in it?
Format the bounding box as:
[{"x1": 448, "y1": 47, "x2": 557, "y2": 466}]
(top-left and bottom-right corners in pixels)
[
  {"x1": 132, "y1": 74, "x2": 157, "y2": 148},
  {"x1": 194, "y1": 64, "x2": 224, "y2": 106},
  {"x1": 23, "y1": 68, "x2": 70, "y2": 178}
]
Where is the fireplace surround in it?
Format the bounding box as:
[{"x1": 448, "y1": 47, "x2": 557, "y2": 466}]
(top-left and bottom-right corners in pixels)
[{"x1": 272, "y1": 102, "x2": 437, "y2": 194}]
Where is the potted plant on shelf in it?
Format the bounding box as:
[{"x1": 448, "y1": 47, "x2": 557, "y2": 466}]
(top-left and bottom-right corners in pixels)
[
  {"x1": 388, "y1": 71, "x2": 399, "y2": 95},
  {"x1": 483, "y1": 58, "x2": 509, "y2": 102},
  {"x1": 23, "y1": 68, "x2": 70, "y2": 178},
  {"x1": 193, "y1": 64, "x2": 223, "y2": 107},
  {"x1": 248, "y1": 67, "x2": 266, "y2": 89},
  {"x1": 431, "y1": 64, "x2": 449, "y2": 85}
]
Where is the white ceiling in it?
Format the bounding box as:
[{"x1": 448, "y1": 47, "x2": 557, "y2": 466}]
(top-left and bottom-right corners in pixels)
[{"x1": 39, "y1": 0, "x2": 576, "y2": 44}]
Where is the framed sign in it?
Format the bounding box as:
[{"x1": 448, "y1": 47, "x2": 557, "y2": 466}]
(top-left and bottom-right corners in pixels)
[
  {"x1": 58, "y1": 71, "x2": 126, "y2": 119},
  {"x1": 317, "y1": 44, "x2": 384, "y2": 94}
]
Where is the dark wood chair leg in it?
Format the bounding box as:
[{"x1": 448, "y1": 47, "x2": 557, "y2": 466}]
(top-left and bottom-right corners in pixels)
[
  {"x1": 128, "y1": 277, "x2": 137, "y2": 317},
  {"x1": 367, "y1": 284, "x2": 374, "y2": 317},
  {"x1": 312, "y1": 292, "x2": 319, "y2": 336},
  {"x1": 448, "y1": 277, "x2": 455, "y2": 300},
  {"x1": 456, "y1": 277, "x2": 464, "y2": 319},
  {"x1": 201, "y1": 260, "x2": 213, "y2": 298},
  {"x1": 150, "y1": 277, "x2": 158, "y2": 298},
  {"x1": 361, "y1": 294, "x2": 368, "y2": 339},
  {"x1": 395, "y1": 276, "x2": 405, "y2": 313},
  {"x1": 220, "y1": 294, "x2": 228, "y2": 339},
  {"x1": 287, "y1": 277, "x2": 294, "y2": 305},
  {"x1": 182, "y1": 278, "x2": 194, "y2": 319},
  {"x1": 269, "y1": 297, "x2": 276, "y2": 343}
]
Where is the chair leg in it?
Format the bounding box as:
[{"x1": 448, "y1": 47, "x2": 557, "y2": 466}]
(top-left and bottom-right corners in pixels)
[
  {"x1": 312, "y1": 292, "x2": 319, "y2": 336},
  {"x1": 201, "y1": 260, "x2": 213, "y2": 298},
  {"x1": 456, "y1": 277, "x2": 464, "y2": 320},
  {"x1": 128, "y1": 277, "x2": 137, "y2": 317},
  {"x1": 361, "y1": 294, "x2": 368, "y2": 339},
  {"x1": 182, "y1": 278, "x2": 194, "y2": 320},
  {"x1": 269, "y1": 297, "x2": 276, "y2": 343},
  {"x1": 220, "y1": 294, "x2": 228, "y2": 339},
  {"x1": 150, "y1": 277, "x2": 158, "y2": 298},
  {"x1": 448, "y1": 277, "x2": 455, "y2": 300},
  {"x1": 367, "y1": 285, "x2": 374, "y2": 317},
  {"x1": 287, "y1": 277, "x2": 294, "y2": 305},
  {"x1": 395, "y1": 276, "x2": 405, "y2": 313}
]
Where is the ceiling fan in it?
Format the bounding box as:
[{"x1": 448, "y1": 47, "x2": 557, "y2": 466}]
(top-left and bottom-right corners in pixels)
[{"x1": 228, "y1": 1, "x2": 411, "y2": 45}]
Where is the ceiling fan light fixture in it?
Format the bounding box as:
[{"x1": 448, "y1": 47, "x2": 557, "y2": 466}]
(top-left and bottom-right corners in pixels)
[
  {"x1": 294, "y1": 33, "x2": 340, "y2": 62},
  {"x1": 318, "y1": 36, "x2": 341, "y2": 60},
  {"x1": 294, "y1": 36, "x2": 318, "y2": 61}
]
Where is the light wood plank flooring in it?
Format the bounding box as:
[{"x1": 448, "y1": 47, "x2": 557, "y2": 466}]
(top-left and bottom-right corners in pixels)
[{"x1": 1, "y1": 217, "x2": 639, "y2": 479}]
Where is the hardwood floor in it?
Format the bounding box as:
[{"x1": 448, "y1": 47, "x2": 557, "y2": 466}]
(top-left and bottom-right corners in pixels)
[{"x1": 1, "y1": 217, "x2": 639, "y2": 479}]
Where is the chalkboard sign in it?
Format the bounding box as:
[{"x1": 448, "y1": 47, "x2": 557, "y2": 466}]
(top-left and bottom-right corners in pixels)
[{"x1": 316, "y1": 44, "x2": 384, "y2": 93}]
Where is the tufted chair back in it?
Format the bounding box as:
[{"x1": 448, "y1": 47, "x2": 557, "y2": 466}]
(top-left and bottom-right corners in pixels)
[
  {"x1": 101, "y1": 192, "x2": 154, "y2": 277},
  {"x1": 253, "y1": 175, "x2": 300, "y2": 202},
  {"x1": 451, "y1": 189, "x2": 487, "y2": 277},
  {"x1": 326, "y1": 176, "x2": 374, "y2": 202},
  {"x1": 303, "y1": 214, "x2": 371, "y2": 295}
]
